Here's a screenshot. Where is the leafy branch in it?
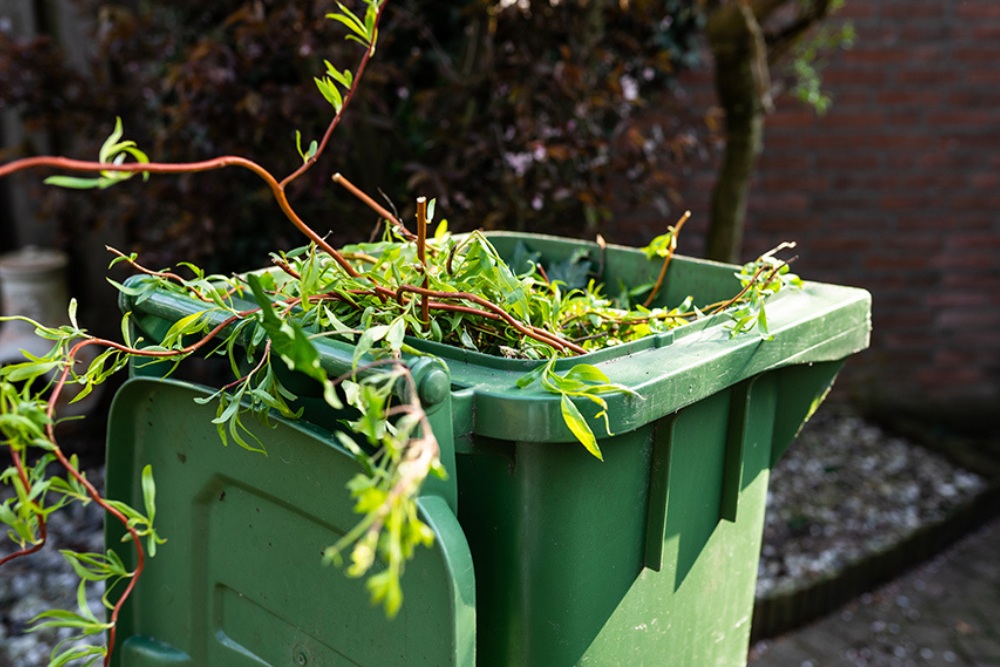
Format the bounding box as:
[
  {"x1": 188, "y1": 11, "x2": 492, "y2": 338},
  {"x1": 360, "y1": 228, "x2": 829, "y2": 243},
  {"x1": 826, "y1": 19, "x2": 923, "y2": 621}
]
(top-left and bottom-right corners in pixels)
[{"x1": 323, "y1": 361, "x2": 443, "y2": 617}]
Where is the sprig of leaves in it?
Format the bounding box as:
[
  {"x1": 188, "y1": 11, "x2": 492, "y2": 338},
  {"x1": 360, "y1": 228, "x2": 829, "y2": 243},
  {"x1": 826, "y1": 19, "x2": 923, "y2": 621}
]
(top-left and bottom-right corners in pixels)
[
  {"x1": 314, "y1": 1, "x2": 380, "y2": 113},
  {"x1": 517, "y1": 359, "x2": 640, "y2": 461},
  {"x1": 322, "y1": 362, "x2": 444, "y2": 618},
  {"x1": 327, "y1": 1, "x2": 381, "y2": 52},
  {"x1": 726, "y1": 243, "x2": 803, "y2": 338},
  {"x1": 44, "y1": 117, "x2": 149, "y2": 190}
]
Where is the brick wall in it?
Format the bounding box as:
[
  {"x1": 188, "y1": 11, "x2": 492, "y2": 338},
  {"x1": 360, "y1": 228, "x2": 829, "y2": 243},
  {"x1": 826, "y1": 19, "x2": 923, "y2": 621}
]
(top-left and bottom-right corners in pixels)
[{"x1": 619, "y1": 1, "x2": 1000, "y2": 423}]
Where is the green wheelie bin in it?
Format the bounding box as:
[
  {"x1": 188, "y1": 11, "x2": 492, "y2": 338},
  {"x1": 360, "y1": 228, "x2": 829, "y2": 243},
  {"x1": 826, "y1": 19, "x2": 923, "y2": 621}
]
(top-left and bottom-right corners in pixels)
[{"x1": 107, "y1": 232, "x2": 871, "y2": 666}]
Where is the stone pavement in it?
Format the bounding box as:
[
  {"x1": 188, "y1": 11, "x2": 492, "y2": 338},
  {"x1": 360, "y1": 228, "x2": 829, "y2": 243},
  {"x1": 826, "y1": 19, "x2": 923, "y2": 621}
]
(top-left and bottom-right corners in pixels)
[{"x1": 748, "y1": 514, "x2": 1000, "y2": 667}]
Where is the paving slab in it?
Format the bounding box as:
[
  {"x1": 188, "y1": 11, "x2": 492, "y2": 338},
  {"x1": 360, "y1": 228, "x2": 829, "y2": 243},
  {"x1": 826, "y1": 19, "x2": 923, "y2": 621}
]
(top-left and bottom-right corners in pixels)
[{"x1": 749, "y1": 515, "x2": 1000, "y2": 667}]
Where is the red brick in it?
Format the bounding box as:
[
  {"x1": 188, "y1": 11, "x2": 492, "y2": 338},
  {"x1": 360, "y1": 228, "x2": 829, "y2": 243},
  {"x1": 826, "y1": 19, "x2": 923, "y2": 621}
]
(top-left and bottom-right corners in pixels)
[
  {"x1": 937, "y1": 310, "x2": 1000, "y2": 329},
  {"x1": 971, "y1": 173, "x2": 1000, "y2": 189},
  {"x1": 881, "y1": 2, "x2": 947, "y2": 18},
  {"x1": 915, "y1": 367, "x2": 984, "y2": 386},
  {"x1": 967, "y1": 70, "x2": 1000, "y2": 85},
  {"x1": 901, "y1": 174, "x2": 967, "y2": 191},
  {"x1": 884, "y1": 332, "x2": 938, "y2": 349},
  {"x1": 951, "y1": 194, "x2": 1000, "y2": 211},
  {"x1": 926, "y1": 292, "x2": 993, "y2": 309},
  {"x1": 894, "y1": 69, "x2": 960, "y2": 85},
  {"x1": 760, "y1": 175, "x2": 829, "y2": 192},
  {"x1": 927, "y1": 110, "x2": 998, "y2": 126},
  {"x1": 756, "y1": 153, "x2": 811, "y2": 171},
  {"x1": 879, "y1": 194, "x2": 939, "y2": 210},
  {"x1": 955, "y1": 48, "x2": 1000, "y2": 63},
  {"x1": 947, "y1": 234, "x2": 1000, "y2": 249},
  {"x1": 652, "y1": 0, "x2": 1000, "y2": 412},
  {"x1": 872, "y1": 310, "x2": 935, "y2": 328},
  {"x1": 824, "y1": 112, "x2": 891, "y2": 129},
  {"x1": 840, "y1": 4, "x2": 877, "y2": 19},
  {"x1": 795, "y1": 134, "x2": 862, "y2": 151},
  {"x1": 947, "y1": 89, "x2": 1000, "y2": 107},
  {"x1": 843, "y1": 49, "x2": 914, "y2": 66},
  {"x1": 970, "y1": 25, "x2": 1000, "y2": 40},
  {"x1": 823, "y1": 69, "x2": 889, "y2": 87},
  {"x1": 766, "y1": 109, "x2": 820, "y2": 128},
  {"x1": 814, "y1": 153, "x2": 883, "y2": 171},
  {"x1": 827, "y1": 90, "x2": 873, "y2": 108},
  {"x1": 876, "y1": 90, "x2": 942, "y2": 106},
  {"x1": 957, "y1": 2, "x2": 1000, "y2": 19},
  {"x1": 899, "y1": 23, "x2": 954, "y2": 41}
]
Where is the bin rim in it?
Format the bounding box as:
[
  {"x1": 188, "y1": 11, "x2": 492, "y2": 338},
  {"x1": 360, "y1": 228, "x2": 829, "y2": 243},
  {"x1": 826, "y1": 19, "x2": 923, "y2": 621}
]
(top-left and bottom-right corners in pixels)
[{"x1": 120, "y1": 232, "x2": 872, "y2": 442}]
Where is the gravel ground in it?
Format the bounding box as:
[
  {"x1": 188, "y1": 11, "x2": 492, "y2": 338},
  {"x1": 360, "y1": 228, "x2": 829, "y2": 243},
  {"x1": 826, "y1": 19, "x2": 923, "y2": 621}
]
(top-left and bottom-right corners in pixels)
[
  {"x1": 757, "y1": 411, "x2": 987, "y2": 598},
  {"x1": 0, "y1": 412, "x2": 989, "y2": 666}
]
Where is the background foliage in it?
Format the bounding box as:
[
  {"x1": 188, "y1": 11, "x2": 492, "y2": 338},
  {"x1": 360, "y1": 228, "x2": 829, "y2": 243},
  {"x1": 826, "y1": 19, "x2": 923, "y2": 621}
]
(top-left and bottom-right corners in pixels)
[{"x1": 0, "y1": 0, "x2": 704, "y2": 271}]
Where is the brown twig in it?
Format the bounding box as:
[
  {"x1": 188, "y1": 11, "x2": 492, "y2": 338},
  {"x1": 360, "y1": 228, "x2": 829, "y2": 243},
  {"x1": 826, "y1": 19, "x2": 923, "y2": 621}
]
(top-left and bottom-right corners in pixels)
[
  {"x1": 107, "y1": 246, "x2": 242, "y2": 302},
  {"x1": 642, "y1": 210, "x2": 690, "y2": 308},
  {"x1": 416, "y1": 197, "x2": 430, "y2": 327},
  {"x1": 393, "y1": 284, "x2": 586, "y2": 354},
  {"x1": 44, "y1": 339, "x2": 148, "y2": 666},
  {"x1": 279, "y1": 2, "x2": 389, "y2": 188},
  {"x1": 708, "y1": 259, "x2": 789, "y2": 315},
  {"x1": 0, "y1": 155, "x2": 363, "y2": 281},
  {"x1": 332, "y1": 173, "x2": 417, "y2": 240}
]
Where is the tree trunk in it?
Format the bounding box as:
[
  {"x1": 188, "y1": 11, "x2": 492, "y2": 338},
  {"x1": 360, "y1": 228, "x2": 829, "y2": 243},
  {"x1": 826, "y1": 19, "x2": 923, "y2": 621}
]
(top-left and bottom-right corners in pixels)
[{"x1": 705, "y1": 34, "x2": 766, "y2": 264}]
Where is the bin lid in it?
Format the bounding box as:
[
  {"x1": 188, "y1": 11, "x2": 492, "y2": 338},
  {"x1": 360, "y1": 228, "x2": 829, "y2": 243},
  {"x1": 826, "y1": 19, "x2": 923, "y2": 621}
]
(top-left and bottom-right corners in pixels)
[{"x1": 106, "y1": 378, "x2": 475, "y2": 667}]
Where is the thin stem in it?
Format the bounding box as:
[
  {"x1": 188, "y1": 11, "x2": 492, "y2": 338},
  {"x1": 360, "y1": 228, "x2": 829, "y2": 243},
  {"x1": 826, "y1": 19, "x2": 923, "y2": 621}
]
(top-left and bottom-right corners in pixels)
[
  {"x1": 332, "y1": 173, "x2": 416, "y2": 239},
  {"x1": 279, "y1": 2, "x2": 390, "y2": 188},
  {"x1": 107, "y1": 246, "x2": 241, "y2": 302},
  {"x1": 45, "y1": 339, "x2": 146, "y2": 666},
  {"x1": 708, "y1": 260, "x2": 788, "y2": 315},
  {"x1": 642, "y1": 210, "x2": 690, "y2": 308},
  {"x1": 0, "y1": 155, "x2": 362, "y2": 279},
  {"x1": 393, "y1": 284, "x2": 586, "y2": 354},
  {"x1": 416, "y1": 197, "x2": 430, "y2": 326}
]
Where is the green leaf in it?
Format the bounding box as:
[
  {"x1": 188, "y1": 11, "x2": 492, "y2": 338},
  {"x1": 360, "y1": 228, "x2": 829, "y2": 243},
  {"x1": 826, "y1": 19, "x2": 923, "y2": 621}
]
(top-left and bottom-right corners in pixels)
[
  {"x1": 385, "y1": 316, "x2": 406, "y2": 353},
  {"x1": 48, "y1": 644, "x2": 105, "y2": 667},
  {"x1": 294, "y1": 130, "x2": 318, "y2": 163},
  {"x1": 352, "y1": 324, "x2": 390, "y2": 367},
  {"x1": 246, "y1": 273, "x2": 325, "y2": 384},
  {"x1": 315, "y1": 77, "x2": 344, "y2": 112},
  {"x1": 515, "y1": 360, "x2": 548, "y2": 389},
  {"x1": 328, "y1": 4, "x2": 368, "y2": 39},
  {"x1": 98, "y1": 117, "x2": 124, "y2": 163},
  {"x1": 141, "y1": 464, "x2": 156, "y2": 528},
  {"x1": 43, "y1": 175, "x2": 104, "y2": 190},
  {"x1": 324, "y1": 60, "x2": 354, "y2": 88},
  {"x1": 560, "y1": 394, "x2": 603, "y2": 461},
  {"x1": 1, "y1": 359, "x2": 62, "y2": 383},
  {"x1": 564, "y1": 363, "x2": 612, "y2": 385},
  {"x1": 161, "y1": 310, "x2": 207, "y2": 346}
]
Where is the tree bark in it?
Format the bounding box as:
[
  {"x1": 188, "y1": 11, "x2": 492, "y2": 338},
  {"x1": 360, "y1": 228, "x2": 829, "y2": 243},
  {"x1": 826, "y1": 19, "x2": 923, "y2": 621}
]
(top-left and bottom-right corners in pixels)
[
  {"x1": 705, "y1": 30, "x2": 766, "y2": 263},
  {"x1": 707, "y1": 44, "x2": 764, "y2": 262},
  {"x1": 703, "y1": 0, "x2": 836, "y2": 263}
]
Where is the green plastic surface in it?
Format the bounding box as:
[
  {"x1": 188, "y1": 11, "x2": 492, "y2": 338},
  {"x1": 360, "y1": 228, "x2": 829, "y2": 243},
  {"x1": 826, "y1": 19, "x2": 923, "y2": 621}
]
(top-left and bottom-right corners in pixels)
[
  {"x1": 111, "y1": 232, "x2": 871, "y2": 666},
  {"x1": 106, "y1": 379, "x2": 476, "y2": 667}
]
